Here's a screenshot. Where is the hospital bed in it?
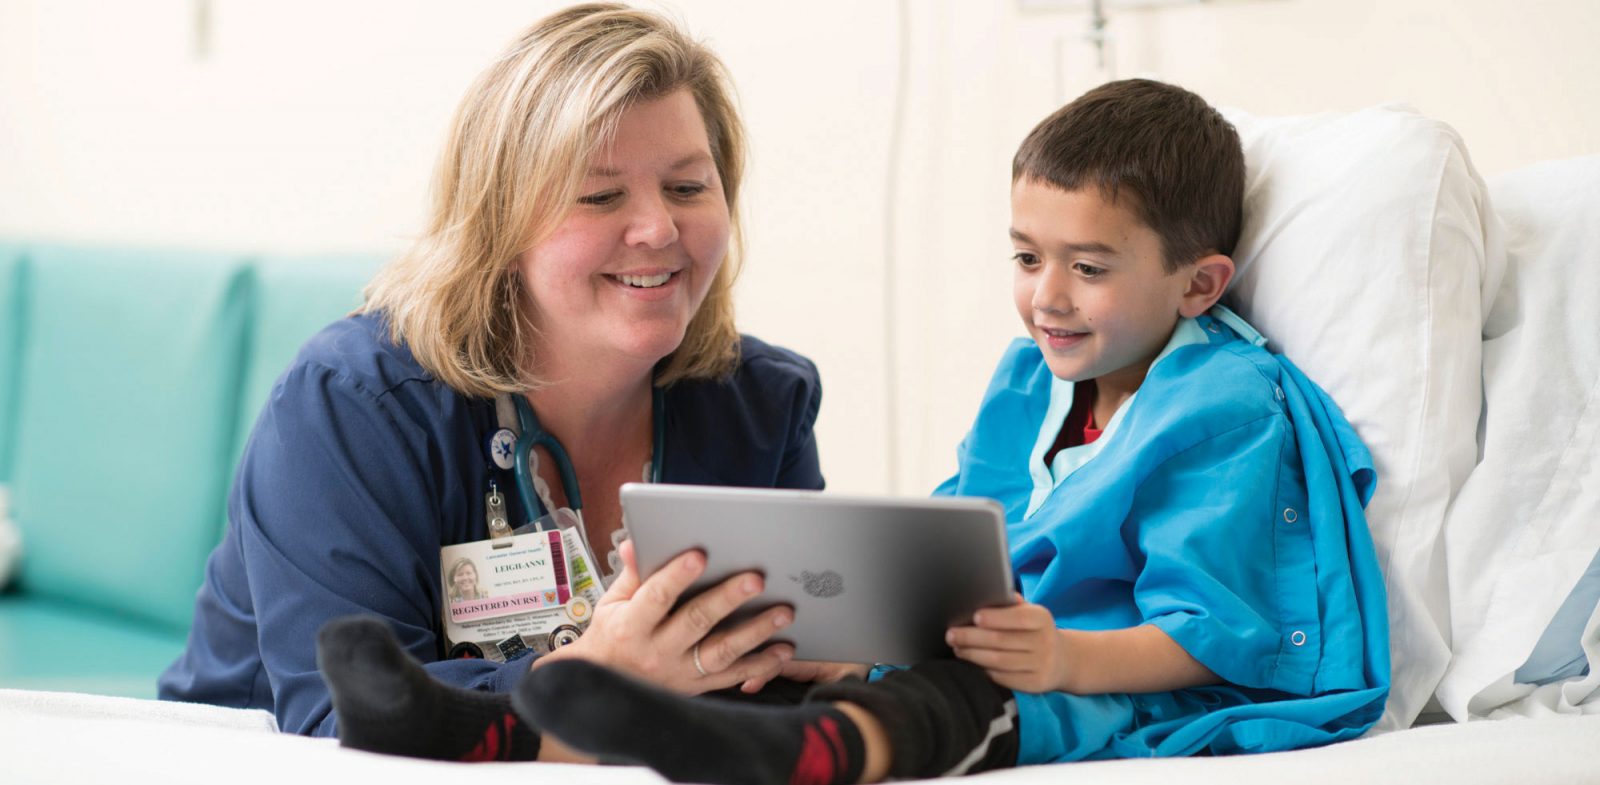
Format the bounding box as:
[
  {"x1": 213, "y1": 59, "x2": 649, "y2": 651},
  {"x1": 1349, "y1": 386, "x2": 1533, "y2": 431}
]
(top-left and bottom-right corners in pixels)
[
  {"x1": 2, "y1": 104, "x2": 1598, "y2": 782},
  {"x1": 2, "y1": 684, "x2": 1598, "y2": 784}
]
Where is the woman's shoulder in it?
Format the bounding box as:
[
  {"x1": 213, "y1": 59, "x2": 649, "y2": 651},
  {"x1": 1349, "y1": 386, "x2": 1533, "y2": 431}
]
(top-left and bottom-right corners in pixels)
[
  {"x1": 729, "y1": 333, "x2": 821, "y2": 395},
  {"x1": 662, "y1": 335, "x2": 822, "y2": 483},
  {"x1": 244, "y1": 312, "x2": 487, "y2": 517},
  {"x1": 289, "y1": 311, "x2": 433, "y2": 397},
  {"x1": 269, "y1": 311, "x2": 481, "y2": 438},
  {"x1": 669, "y1": 334, "x2": 819, "y2": 420}
]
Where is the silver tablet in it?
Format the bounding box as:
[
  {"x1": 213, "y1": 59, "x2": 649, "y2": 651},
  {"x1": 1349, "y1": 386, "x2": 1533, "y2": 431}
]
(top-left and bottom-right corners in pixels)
[{"x1": 619, "y1": 483, "x2": 1014, "y2": 665}]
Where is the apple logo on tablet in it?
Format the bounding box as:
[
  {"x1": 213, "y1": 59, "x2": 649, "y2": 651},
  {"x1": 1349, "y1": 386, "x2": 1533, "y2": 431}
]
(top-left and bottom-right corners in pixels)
[{"x1": 794, "y1": 570, "x2": 844, "y2": 598}]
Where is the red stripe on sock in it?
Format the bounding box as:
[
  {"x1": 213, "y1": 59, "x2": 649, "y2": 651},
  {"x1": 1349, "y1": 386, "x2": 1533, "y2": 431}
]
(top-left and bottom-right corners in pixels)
[
  {"x1": 790, "y1": 720, "x2": 842, "y2": 785},
  {"x1": 500, "y1": 713, "x2": 519, "y2": 760},
  {"x1": 819, "y1": 717, "x2": 848, "y2": 772},
  {"x1": 459, "y1": 712, "x2": 517, "y2": 762}
]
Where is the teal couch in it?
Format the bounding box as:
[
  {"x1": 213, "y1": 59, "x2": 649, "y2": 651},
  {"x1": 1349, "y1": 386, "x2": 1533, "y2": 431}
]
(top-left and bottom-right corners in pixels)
[{"x1": 0, "y1": 243, "x2": 384, "y2": 697}]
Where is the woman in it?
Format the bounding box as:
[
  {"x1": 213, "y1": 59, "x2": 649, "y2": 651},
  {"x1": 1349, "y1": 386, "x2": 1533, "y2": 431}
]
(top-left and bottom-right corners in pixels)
[
  {"x1": 445, "y1": 558, "x2": 486, "y2": 603},
  {"x1": 159, "y1": 3, "x2": 823, "y2": 758}
]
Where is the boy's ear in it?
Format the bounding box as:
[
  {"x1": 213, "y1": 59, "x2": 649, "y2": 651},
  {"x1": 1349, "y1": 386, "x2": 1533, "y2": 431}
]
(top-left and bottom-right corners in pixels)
[{"x1": 1177, "y1": 254, "x2": 1235, "y2": 318}]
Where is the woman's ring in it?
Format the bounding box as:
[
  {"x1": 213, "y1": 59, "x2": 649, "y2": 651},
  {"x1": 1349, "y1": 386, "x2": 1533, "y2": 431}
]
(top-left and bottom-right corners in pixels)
[{"x1": 692, "y1": 643, "x2": 709, "y2": 677}]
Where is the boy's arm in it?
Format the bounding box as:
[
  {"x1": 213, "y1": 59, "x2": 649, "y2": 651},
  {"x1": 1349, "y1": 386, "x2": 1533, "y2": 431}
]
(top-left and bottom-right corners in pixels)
[
  {"x1": 948, "y1": 598, "x2": 1219, "y2": 694},
  {"x1": 1056, "y1": 624, "x2": 1219, "y2": 694}
]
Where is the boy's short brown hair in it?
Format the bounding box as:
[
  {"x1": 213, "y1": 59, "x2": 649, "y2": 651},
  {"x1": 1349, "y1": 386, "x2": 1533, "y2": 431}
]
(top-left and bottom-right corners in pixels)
[{"x1": 1012, "y1": 79, "x2": 1244, "y2": 272}]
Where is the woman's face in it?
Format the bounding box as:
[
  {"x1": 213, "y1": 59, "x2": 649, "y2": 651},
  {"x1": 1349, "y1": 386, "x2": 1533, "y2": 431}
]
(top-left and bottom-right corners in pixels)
[
  {"x1": 452, "y1": 563, "x2": 478, "y2": 594},
  {"x1": 517, "y1": 88, "x2": 730, "y2": 371}
]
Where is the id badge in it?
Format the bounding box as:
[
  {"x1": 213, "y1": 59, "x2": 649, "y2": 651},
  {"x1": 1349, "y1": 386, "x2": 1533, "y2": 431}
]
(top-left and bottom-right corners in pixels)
[{"x1": 440, "y1": 512, "x2": 603, "y2": 663}]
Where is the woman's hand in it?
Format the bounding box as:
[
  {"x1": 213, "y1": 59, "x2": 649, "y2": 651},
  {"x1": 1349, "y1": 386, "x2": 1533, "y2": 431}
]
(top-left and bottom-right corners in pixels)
[
  {"x1": 738, "y1": 659, "x2": 871, "y2": 694},
  {"x1": 534, "y1": 540, "x2": 795, "y2": 695},
  {"x1": 946, "y1": 594, "x2": 1067, "y2": 693}
]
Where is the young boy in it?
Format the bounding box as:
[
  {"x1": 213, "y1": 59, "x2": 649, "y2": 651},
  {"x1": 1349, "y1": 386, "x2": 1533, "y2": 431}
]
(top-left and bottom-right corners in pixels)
[{"x1": 318, "y1": 79, "x2": 1389, "y2": 781}]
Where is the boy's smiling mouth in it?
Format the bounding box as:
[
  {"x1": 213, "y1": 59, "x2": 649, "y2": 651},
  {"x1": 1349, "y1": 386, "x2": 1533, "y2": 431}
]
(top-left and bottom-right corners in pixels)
[{"x1": 1040, "y1": 326, "x2": 1089, "y2": 350}]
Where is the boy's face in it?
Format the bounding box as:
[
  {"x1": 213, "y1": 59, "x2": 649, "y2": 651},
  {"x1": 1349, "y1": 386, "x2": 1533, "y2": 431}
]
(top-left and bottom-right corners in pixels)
[{"x1": 1010, "y1": 180, "x2": 1194, "y2": 393}]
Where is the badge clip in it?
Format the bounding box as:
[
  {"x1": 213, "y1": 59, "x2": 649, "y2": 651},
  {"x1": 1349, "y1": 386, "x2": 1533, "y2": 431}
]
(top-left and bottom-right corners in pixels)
[{"x1": 486, "y1": 481, "x2": 514, "y2": 549}]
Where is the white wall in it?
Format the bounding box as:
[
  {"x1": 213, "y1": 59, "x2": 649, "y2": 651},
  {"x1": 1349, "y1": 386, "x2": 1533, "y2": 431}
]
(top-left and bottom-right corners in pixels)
[
  {"x1": 2, "y1": 0, "x2": 1596, "y2": 494},
  {"x1": 887, "y1": 0, "x2": 1600, "y2": 494}
]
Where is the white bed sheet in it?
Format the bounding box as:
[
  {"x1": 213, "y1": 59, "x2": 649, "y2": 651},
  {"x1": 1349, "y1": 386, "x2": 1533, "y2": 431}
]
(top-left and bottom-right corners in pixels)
[
  {"x1": 4, "y1": 692, "x2": 1599, "y2": 785},
  {"x1": 1437, "y1": 154, "x2": 1600, "y2": 720}
]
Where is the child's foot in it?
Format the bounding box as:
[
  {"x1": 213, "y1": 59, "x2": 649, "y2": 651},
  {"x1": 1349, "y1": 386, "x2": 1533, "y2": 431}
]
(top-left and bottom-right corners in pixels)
[
  {"x1": 514, "y1": 659, "x2": 865, "y2": 785},
  {"x1": 316, "y1": 617, "x2": 539, "y2": 761}
]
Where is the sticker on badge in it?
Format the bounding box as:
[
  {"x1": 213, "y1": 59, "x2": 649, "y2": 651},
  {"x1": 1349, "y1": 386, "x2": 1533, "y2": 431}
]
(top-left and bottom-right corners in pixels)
[
  {"x1": 547, "y1": 624, "x2": 583, "y2": 652},
  {"x1": 565, "y1": 596, "x2": 592, "y2": 623},
  {"x1": 496, "y1": 633, "x2": 533, "y2": 662},
  {"x1": 448, "y1": 641, "x2": 485, "y2": 660},
  {"x1": 559, "y1": 528, "x2": 605, "y2": 609}
]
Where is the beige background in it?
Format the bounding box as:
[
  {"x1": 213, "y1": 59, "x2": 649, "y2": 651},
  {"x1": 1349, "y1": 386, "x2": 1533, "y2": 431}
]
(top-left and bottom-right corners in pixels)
[{"x1": 2, "y1": 0, "x2": 1595, "y2": 494}]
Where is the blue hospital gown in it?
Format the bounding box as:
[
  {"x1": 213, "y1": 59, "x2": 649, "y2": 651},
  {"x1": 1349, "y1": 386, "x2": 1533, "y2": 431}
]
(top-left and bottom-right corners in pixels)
[{"x1": 936, "y1": 307, "x2": 1390, "y2": 763}]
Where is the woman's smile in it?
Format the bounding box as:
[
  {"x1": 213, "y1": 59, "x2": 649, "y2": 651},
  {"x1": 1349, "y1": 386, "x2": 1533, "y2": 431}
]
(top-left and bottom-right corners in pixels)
[{"x1": 602, "y1": 268, "x2": 684, "y2": 301}]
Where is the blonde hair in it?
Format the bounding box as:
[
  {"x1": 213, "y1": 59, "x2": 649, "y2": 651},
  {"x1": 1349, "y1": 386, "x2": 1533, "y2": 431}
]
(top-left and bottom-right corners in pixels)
[{"x1": 363, "y1": 3, "x2": 746, "y2": 396}]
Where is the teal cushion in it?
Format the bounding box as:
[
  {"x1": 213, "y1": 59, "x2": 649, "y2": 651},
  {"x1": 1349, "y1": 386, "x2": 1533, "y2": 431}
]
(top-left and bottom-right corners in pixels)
[
  {"x1": 0, "y1": 246, "x2": 26, "y2": 482},
  {"x1": 9, "y1": 245, "x2": 253, "y2": 632},
  {"x1": 0, "y1": 595, "x2": 187, "y2": 698},
  {"x1": 232, "y1": 252, "x2": 385, "y2": 470}
]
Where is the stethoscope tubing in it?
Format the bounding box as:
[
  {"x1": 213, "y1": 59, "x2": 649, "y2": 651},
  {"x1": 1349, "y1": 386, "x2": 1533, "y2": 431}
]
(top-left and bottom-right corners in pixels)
[{"x1": 509, "y1": 388, "x2": 666, "y2": 527}]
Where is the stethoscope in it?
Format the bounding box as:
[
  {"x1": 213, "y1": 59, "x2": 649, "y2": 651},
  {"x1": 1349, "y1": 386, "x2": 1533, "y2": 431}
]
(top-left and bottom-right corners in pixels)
[{"x1": 486, "y1": 388, "x2": 666, "y2": 537}]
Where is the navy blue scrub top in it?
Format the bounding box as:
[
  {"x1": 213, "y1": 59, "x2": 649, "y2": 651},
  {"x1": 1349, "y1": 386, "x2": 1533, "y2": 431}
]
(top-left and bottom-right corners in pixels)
[{"x1": 158, "y1": 313, "x2": 825, "y2": 735}]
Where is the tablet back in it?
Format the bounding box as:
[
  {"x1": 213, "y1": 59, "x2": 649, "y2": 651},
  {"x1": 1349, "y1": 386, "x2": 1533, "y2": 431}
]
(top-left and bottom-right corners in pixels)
[{"x1": 620, "y1": 483, "x2": 1013, "y2": 664}]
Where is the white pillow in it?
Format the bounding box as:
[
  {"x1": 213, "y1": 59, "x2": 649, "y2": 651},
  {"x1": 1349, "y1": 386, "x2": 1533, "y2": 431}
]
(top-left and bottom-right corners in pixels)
[
  {"x1": 1435, "y1": 154, "x2": 1600, "y2": 719},
  {"x1": 1221, "y1": 104, "x2": 1502, "y2": 731}
]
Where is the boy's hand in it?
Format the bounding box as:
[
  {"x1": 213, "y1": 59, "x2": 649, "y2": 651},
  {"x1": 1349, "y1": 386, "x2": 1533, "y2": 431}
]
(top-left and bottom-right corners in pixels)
[{"x1": 946, "y1": 594, "x2": 1067, "y2": 693}]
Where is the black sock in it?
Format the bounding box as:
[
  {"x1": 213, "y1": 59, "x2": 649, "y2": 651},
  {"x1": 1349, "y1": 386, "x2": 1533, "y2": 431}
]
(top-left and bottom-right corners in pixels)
[
  {"x1": 316, "y1": 617, "x2": 540, "y2": 761},
  {"x1": 807, "y1": 660, "x2": 1019, "y2": 778},
  {"x1": 514, "y1": 659, "x2": 865, "y2": 785}
]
